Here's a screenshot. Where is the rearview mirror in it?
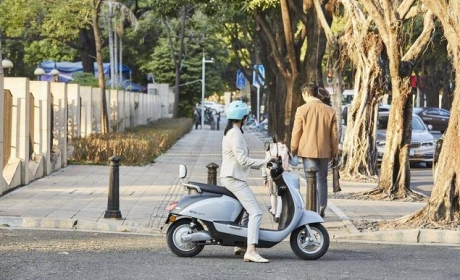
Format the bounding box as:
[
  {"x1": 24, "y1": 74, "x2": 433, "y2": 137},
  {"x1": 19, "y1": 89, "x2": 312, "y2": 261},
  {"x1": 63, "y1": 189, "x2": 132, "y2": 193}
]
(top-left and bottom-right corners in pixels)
[{"x1": 179, "y1": 164, "x2": 187, "y2": 179}]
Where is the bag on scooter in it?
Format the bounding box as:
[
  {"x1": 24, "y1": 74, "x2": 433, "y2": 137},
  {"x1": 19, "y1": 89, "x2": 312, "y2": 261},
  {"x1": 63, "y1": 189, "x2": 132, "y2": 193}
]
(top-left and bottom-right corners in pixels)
[
  {"x1": 332, "y1": 158, "x2": 341, "y2": 193},
  {"x1": 264, "y1": 142, "x2": 290, "y2": 222}
]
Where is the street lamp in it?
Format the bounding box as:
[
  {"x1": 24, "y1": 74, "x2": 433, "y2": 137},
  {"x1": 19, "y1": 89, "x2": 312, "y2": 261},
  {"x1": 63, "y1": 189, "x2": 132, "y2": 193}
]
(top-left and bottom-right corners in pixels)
[
  {"x1": 2, "y1": 58, "x2": 14, "y2": 76},
  {"x1": 50, "y1": 66, "x2": 60, "y2": 82},
  {"x1": 34, "y1": 65, "x2": 45, "y2": 81},
  {"x1": 201, "y1": 54, "x2": 214, "y2": 129}
]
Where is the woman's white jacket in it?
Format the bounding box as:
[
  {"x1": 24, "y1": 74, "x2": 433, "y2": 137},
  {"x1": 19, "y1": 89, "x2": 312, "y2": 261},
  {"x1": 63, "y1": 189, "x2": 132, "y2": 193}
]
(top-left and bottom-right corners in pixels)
[{"x1": 220, "y1": 127, "x2": 265, "y2": 181}]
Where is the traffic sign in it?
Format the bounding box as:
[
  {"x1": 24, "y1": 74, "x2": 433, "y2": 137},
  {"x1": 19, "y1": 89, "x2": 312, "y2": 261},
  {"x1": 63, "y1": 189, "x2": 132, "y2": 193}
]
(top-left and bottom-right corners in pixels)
[
  {"x1": 253, "y1": 65, "x2": 265, "y2": 88},
  {"x1": 236, "y1": 69, "x2": 246, "y2": 90}
]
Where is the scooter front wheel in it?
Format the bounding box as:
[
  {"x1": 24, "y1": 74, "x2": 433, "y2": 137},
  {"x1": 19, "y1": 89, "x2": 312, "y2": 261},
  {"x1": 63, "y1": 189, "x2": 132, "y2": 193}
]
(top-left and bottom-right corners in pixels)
[
  {"x1": 167, "y1": 219, "x2": 205, "y2": 257},
  {"x1": 290, "y1": 223, "x2": 329, "y2": 260}
]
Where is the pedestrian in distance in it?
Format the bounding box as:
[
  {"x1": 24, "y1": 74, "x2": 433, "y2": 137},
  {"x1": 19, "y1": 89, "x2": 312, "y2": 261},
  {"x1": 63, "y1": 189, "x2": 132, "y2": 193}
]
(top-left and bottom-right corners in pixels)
[
  {"x1": 290, "y1": 83, "x2": 339, "y2": 218},
  {"x1": 220, "y1": 100, "x2": 269, "y2": 263},
  {"x1": 194, "y1": 103, "x2": 201, "y2": 129}
]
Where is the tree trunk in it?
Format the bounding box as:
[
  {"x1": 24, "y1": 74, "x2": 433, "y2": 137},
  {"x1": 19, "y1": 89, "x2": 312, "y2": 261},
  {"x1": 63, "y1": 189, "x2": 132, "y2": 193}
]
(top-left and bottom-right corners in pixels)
[
  {"x1": 283, "y1": 4, "x2": 325, "y2": 146},
  {"x1": 93, "y1": 0, "x2": 109, "y2": 134},
  {"x1": 249, "y1": 1, "x2": 331, "y2": 147},
  {"x1": 393, "y1": 0, "x2": 460, "y2": 227},
  {"x1": 338, "y1": 1, "x2": 435, "y2": 196},
  {"x1": 173, "y1": 6, "x2": 187, "y2": 118},
  {"x1": 354, "y1": 1, "x2": 436, "y2": 199},
  {"x1": 108, "y1": 3, "x2": 115, "y2": 89},
  {"x1": 78, "y1": 28, "x2": 96, "y2": 74},
  {"x1": 282, "y1": 76, "x2": 299, "y2": 146},
  {"x1": 337, "y1": 15, "x2": 384, "y2": 180},
  {"x1": 374, "y1": 80, "x2": 416, "y2": 198}
]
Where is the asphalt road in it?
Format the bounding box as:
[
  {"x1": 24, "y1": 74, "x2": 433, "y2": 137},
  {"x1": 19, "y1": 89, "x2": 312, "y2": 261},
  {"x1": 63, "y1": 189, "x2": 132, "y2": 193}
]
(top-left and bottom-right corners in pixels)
[{"x1": 1, "y1": 229, "x2": 459, "y2": 280}]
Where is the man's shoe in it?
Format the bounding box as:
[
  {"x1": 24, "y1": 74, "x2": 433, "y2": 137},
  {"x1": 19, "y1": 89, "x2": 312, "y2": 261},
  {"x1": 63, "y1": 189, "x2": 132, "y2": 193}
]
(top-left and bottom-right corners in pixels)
[
  {"x1": 243, "y1": 252, "x2": 269, "y2": 263},
  {"x1": 234, "y1": 246, "x2": 246, "y2": 255},
  {"x1": 319, "y1": 207, "x2": 326, "y2": 218}
]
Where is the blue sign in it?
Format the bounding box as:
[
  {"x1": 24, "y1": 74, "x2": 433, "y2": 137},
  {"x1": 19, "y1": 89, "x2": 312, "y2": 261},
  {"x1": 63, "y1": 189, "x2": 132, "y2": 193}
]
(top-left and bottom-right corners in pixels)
[
  {"x1": 253, "y1": 65, "x2": 265, "y2": 88},
  {"x1": 236, "y1": 69, "x2": 246, "y2": 90}
]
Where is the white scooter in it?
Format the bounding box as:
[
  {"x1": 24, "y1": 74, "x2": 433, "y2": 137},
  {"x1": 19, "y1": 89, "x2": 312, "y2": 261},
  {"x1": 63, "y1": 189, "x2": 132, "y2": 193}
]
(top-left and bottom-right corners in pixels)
[{"x1": 163, "y1": 155, "x2": 329, "y2": 260}]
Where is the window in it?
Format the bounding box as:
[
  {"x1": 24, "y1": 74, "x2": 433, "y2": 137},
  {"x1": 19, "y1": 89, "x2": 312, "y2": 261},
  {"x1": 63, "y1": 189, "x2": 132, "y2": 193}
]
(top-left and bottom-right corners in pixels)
[
  {"x1": 440, "y1": 109, "x2": 450, "y2": 117},
  {"x1": 425, "y1": 109, "x2": 439, "y2": 116}
]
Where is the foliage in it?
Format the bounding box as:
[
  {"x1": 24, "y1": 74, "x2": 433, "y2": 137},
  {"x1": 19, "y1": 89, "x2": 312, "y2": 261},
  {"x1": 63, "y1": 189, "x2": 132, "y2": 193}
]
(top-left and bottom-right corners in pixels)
[
  {"x1": 69, "y1": 118, "x2": 193, "y2": 166},
  {"x1": 141, "y1": 9, "x2": 230, "y2": 118},
  {"x1": 241, "y1": 0, "x2": 279, "y2": 11},
  {"x1": 0, "y1": 0, "x2": 83, "y2": 78},
  {"x1": 0, "y1": 0, "x2": 90, "y2": 41},
  {"x1": 69, "y1": 72, "x2": 99, "y2": 87}
]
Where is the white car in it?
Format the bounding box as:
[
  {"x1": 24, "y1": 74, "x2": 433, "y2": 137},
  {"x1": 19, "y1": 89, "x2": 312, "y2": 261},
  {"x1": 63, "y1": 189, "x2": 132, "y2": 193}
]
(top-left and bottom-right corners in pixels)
[
  {"x1": 376, "y1": 112, "x2": 435, "y2": 167},
  {"x1": 202, "y1": 101, "x2": 225, "y2": 113}
]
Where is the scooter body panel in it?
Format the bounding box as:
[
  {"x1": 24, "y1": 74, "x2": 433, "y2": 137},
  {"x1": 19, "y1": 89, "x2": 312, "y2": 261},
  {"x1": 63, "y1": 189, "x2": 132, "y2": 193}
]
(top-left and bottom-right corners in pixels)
[
  {"x1": 211, "y1": 171, "x2": 319, "y2": 243},
  {"x1": 173, "y1": 195, "x2": 242, "y2": 222},
  {"x1": 294, "y1": 210, "x2": 324, "y2": 228}
]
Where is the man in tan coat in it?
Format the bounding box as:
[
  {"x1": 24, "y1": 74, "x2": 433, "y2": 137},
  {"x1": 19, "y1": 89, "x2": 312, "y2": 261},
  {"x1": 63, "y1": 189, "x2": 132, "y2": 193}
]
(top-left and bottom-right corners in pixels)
[{"x1": 290, "y1": 83, "x2": 339, "y2": 218}]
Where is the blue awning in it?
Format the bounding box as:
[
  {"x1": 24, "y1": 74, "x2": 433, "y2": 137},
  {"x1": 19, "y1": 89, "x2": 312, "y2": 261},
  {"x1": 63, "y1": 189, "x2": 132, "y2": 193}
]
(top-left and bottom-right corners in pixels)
[
  {"x1": 39, "y1": 61, "x2": 132, "y2": 76},
  {"x1": 38, "y1": 61, "x2": 146, "y2": 92}
]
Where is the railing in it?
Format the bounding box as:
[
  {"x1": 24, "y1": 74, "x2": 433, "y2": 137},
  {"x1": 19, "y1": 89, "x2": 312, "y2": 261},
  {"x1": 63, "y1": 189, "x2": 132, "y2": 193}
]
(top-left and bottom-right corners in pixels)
[{"x1": 1, "y1": 79, "x2": 174, "y2": 195}]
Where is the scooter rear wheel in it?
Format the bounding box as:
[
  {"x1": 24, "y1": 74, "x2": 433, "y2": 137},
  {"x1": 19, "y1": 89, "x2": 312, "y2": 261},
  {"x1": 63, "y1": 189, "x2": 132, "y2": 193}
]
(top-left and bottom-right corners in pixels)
[
  {"x1": 290, "y1": 223, "x2": 329, "y2": 260},
  {"x1": 167, "y1": 219, "x2": 205, "y2": 257}
]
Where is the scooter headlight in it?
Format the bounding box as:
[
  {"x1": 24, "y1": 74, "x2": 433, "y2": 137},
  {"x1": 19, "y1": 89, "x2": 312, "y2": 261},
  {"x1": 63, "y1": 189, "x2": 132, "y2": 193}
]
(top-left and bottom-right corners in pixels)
[{"x1": 166, "y1": 201, "x2": 178, "y2": 211}]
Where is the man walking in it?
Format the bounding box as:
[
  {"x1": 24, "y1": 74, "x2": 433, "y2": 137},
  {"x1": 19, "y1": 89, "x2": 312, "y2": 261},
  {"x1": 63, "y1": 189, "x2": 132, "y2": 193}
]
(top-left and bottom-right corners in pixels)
[
  {"x1": 290, "y1": 83, "x2": 339, "y2": 218},
  {"x1": 194, "y1": 103, "x2": 201, "y2": 129}
]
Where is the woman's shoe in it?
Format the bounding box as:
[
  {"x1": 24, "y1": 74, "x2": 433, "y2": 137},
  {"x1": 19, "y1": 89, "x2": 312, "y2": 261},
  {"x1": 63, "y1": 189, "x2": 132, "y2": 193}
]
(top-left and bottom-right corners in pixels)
[
  {"x1": 243, "y1": 252, "x2": 269, "y2": 263},
  {"x1": 268, "y1": 206, "x2": 276, "y2": 217},
  {"x1": 234, "y1": 246, "x2": 247, "y2": 255}
]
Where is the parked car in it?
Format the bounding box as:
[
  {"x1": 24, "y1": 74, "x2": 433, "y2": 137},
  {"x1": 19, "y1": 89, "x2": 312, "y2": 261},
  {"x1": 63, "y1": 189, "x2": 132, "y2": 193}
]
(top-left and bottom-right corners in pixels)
[
  {"x1": 376, "y1": 112, "x2": 435, "y2": 168},
  {"x1": 413, "y1": 107, "x2": 450, "y2": 133},
  {"x1": 342, "y1": 104, "x2": 390, "y2": 126},
  {"x1": 202, "y1": 101, "x2": 225, "y2": 113},
  {"x1": 378, "y1": 104, "x2": 391, "y2": 112}
]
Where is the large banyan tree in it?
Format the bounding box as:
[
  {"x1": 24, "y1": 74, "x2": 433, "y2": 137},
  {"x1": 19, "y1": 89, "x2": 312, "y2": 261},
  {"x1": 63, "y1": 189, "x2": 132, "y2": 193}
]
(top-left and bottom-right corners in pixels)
[
  {"x1": 332, "y1": 1, "x2": 435, "y2": 201},
  {"x1": 392, "y1": 0, "x2": 460, "y2": 227}
]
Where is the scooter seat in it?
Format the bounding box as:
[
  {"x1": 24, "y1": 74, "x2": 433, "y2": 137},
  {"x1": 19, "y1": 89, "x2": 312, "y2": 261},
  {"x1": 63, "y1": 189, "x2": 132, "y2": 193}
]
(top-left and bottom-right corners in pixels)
[{"x1": 188, "y1": 181, "x2": 237, "y2": 200}]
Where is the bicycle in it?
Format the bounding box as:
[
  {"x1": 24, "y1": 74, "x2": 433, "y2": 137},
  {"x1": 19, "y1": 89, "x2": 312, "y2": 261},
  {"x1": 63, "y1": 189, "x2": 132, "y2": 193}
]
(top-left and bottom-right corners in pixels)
[{"x1": 244, "y1": 118, "x2": 268, "y2": 134}]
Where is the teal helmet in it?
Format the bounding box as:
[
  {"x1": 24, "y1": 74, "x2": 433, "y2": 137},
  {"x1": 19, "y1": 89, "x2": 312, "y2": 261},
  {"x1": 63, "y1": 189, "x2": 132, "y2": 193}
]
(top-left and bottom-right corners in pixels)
[{"x1": 226, "y1": 101, "x2": 250, "y2": 120}]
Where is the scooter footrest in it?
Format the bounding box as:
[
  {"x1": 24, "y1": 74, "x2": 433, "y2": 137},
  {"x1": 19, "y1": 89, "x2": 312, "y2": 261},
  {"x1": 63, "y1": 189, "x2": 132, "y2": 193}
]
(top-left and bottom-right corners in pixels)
[{"x1": 260, "y1": 227, "x2": 276, "y2": 231}]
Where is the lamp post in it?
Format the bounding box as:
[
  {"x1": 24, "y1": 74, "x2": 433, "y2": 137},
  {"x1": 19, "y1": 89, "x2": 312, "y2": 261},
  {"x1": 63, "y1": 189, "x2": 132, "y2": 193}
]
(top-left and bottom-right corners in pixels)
[
  {"x1": 2, "y1": 58, "x2": 14, "y2": 77},
  {"x1": 201, "y1": 53, "x2": 214, "y2": 129},
  {"x1": 50, "y1": 68, "x2": 60, "y2": 82},
  {"x1": 34, "y1": 66, "x2": 45, "y2": 81}
]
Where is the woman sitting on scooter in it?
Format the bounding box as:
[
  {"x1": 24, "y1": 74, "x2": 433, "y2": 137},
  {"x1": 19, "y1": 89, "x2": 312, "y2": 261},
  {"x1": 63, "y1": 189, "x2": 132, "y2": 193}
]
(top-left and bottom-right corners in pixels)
[{"x1": 220, "y1": 100, "x2": 269, "y2": 263}]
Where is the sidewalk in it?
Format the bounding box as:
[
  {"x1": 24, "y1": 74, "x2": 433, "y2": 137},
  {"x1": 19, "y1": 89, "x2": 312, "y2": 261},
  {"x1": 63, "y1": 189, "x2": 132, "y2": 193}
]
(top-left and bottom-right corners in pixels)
[{"x1": 0, "y1": 121, "x2": 459, "y2": 245}]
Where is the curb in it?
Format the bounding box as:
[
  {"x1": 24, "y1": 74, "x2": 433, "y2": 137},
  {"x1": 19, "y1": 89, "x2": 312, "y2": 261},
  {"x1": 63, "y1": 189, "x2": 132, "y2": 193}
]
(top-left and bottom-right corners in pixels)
[
  {"x1": 0, "y1": 217, "x2": 163, "y2": 236},
  {"x1": 327, "y1": 200, "x2": 460, "y2": 246},
  {"x1": 2, "y1": 217, "x2": 460, "y2": 245},
  {"x1": 332, "y1": 229, "x2": 460, "y2": 245}
]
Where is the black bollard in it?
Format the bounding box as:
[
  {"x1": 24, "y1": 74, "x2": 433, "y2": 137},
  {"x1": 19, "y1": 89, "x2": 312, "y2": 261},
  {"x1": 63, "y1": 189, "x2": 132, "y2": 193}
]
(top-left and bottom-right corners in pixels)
[
  {"x1": 305, "y1": 167, "x2": 318, "y2": 212},
  {"x1": 104, "y1": 155, "x2": 122, "y2": 219},
  {"x1": 206, "y1": 162, "x2": 219, "y2": 185}
]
